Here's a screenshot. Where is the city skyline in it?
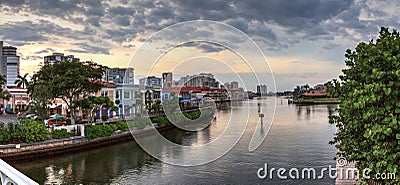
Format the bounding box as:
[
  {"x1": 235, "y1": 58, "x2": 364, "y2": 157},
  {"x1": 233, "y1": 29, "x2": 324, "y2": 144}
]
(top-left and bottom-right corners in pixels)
[{"x1": 0, "y1": 0, "x2": 399, "y2": 91}]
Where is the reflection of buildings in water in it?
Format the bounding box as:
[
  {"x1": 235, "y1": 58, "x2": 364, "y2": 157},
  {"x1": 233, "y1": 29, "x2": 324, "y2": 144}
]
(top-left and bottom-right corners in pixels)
[
  {"x1": 260, "y1": 119, "x2": 265, "y2": 136},
  {"x1": 327, "y1": 105, "x2": 338, "y2": 116},
  {"x1": 45, "y1": 165, "x2": 65, "y2": 185},
  {"x1": 295, "y1": 104, "x2": 339, "y2": 120},
  {"x1": 306, "y1": 107, "x2": 311, "y2": 119},
  {"x1": 216, "y1": 102, "x2": 230, "y2": 110},
  {"x1": 230, "y1": 101, "x2": 243, "y2": 107}
]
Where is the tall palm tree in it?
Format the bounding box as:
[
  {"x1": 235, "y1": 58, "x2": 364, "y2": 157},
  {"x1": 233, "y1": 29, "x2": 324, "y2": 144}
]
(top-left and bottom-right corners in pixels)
[
  {"x1": 0, "y1": 90, "x2": 11, "y2": 114},
  {"x1": 0, "y1": 74, "x2": 8, "y2": 113},
  {"x1": 14, "y1": 73, "x2": 29, "y2": 112},
  {"x1": 14, "y1": 73, "x2": 29, "y2": 89}
]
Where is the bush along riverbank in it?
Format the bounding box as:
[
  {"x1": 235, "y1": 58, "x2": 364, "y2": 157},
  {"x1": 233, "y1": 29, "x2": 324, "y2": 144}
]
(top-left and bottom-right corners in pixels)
[
  {"x1": 0, "y1": 109, "x2": 214, "y2": 161},
  {"x1": 0, "y1": 119, "x2": 73, "y2": 145}
]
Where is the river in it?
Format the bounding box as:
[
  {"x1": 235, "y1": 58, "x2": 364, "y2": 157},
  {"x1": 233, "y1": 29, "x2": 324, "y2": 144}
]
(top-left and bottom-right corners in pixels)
[{"x1": 12, "y1": 97, "x2": 338, "y2": 184}]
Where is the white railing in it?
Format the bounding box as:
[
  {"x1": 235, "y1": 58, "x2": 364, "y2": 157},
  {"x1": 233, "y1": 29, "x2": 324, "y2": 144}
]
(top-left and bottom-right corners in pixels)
[{"x1": 0, "y1": 159, "x2": 38, "y2": 185}]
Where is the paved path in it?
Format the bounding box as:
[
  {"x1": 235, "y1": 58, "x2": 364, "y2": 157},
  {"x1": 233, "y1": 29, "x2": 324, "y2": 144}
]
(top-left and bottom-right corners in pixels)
[
  {"x1": 0, "y1": 114, "x2": 17, "y2": 124},
  {"x1": 336, "y1": 160, "x2": 358, "y2": 185}
]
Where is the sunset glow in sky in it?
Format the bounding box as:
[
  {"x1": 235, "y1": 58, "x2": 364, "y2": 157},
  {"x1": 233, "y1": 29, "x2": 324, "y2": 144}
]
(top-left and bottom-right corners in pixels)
[{"x1": 1, "y1": 0, "x2": 399, "y2": 91}]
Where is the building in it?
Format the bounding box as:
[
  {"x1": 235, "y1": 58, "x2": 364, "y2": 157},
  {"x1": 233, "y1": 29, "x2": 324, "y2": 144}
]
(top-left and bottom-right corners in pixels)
[
  {"x1": 44, "y1": 52, "x2": 80, "y2": 65},
  {"x1": 2, "y1": 88, "x2": 29, "y2": 113},
  {"x1": 256, "y1": 84, "x2": 268, "y2": 96},
  {"x1": 116, "y1": 84, "x2": 140, "y2": 117},
  {"x1": 93, "y1": 81, "x2": 118, "y2": 120},
  {"x1": 103, "y1": 68, "x2": 134, "y2": 84},
  {"x1": 139, "y1": 76, "x2": 162, "y2": 88},
  {"x1": 224, "y1": 81, "x2": 239, "y2": 89},
  {"x1": 177, "y1": 73, "x2": 219, "y2": 88},
  {"x1": 1, "y1": 42, "x2": 20, "y2": 88},
  {"x1": 162, "y1": 72, "x2": 173, "y2": 88},
  {"x1": 302, "y1": 84, "x2": 327, "y2": 97}
]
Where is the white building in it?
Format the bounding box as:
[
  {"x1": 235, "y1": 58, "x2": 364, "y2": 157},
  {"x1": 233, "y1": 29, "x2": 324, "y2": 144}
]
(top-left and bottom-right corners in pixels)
[
  {"x1": 0, "y1": 42, "x2": 20, "y2": 88},
  {"x1": 103, "y1": 68, "x2": 134, "y2": 84},
  {"x1": 44, "y1": 52, "x2": 80, "y2": 65}
]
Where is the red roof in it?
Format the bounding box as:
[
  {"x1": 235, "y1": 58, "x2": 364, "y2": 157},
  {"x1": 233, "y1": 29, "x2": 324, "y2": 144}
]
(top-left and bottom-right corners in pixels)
[
  {"x1": 162, "y1": 86, "x2": 228, "y2": 92},
  {"x1": 90, "y1": 80, "x2": 117, "y2": 88},
  {"x1": 303, "y1": 89, "x2": 327, "y2": 97}
]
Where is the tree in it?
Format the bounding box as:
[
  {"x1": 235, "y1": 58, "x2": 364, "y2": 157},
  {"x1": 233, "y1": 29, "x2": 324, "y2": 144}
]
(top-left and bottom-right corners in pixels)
[
  {"x1": 74, "y1": 96, "x2": 116, "y2": 123},
  {"x1": 14, "y1": 73, "x2": 29, "y2": 89},
  {"x1": 133, "y1": 91, "x2": 143, "y2": 116},
  {"x1": 324, "y1": 79, "x2": 341, "y2": 98},
  {"x1": 27, "y1": 81, "x2": 52, "y2": 120},
  {"x1": 29, "y1": 60, "x2": 107, "y2": 124},
  {"x1": 14, "y1": 73, "x2": 29, "y2": 111},
  {"x1": 293, "y1": 85, "x2": 301, "y2": 98},
  {"x1": 0, "y1": 75, "x2": 9, "y2": 113},
  {"x1": 144, "y1": 90, "x2": 153, "y2": 112},
  {"x1": 330, "y1": 27, "x2": 399, "y2": 184}
]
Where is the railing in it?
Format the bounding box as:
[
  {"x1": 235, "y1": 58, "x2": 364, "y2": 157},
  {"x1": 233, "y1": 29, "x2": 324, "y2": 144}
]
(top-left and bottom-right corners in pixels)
[{"x1": 0, "y1": 159, "x2": 38, "y2": 185}]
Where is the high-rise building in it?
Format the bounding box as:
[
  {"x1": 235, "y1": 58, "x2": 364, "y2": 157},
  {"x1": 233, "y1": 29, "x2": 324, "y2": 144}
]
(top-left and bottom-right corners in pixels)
[
  {"x1": 139, "y1": 76, "x2": 162, "y2": 88},
  {"x1": 256, "y1": 84, "x2": 268, "y2": 96},
  {"x1": 162, "y1": 72, "x2": 173, "y2": 88},
  {"x1": 1, "y1": 42, "x2": 20, "y2": 88},
  {"x1": 231, "y1": 81, "x2": 239, "y2": 89},
  {"x1": 0, "y1": 41, "x2": 3, "y2": 80},
  {"x1": 103, "y1": 68, "x2": 134, "y2": 84},
  {"x1": 224, "y1": 81, "x2": 239, "y2": 89},
  {"x1": 177, "y1": 73, "x2": 219, "y2": 88},
  {"x1": 44, "y1": 52, "x2": 80, "y2": 65}
]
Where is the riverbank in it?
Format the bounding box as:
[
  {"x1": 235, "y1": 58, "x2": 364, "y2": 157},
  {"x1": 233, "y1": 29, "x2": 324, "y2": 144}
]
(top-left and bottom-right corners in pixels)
[
  {"x1": 0, "y1": 124, "x2": 176, "y2": 162},
  {"x1": 292, "y1": 97, "x2": 340, "y2": 105},
  {"x1": 0, "y1": 111, "x2": 214, "y2": 162}
]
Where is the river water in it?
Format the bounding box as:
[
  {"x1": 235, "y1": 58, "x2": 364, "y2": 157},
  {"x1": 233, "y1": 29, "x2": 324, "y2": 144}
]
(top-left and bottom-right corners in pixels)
[{"x1": 13, "y1": 97, "x2": 338, "y2": 184}]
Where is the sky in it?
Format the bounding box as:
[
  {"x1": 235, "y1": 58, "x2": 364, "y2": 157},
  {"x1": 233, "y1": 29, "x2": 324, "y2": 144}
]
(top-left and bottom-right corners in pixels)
[{"x1": 0, "y1": 0, "x2": 399, "y2": 91}]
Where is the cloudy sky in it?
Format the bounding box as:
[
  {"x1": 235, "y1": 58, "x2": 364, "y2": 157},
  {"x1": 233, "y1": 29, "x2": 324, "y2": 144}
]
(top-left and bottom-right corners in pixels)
[{"x1": 0, "y1": 0, "x2": 399, "y2": 91}]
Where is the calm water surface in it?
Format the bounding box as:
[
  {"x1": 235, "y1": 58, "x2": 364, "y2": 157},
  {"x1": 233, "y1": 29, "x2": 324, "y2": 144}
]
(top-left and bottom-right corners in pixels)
[{"x1": 13, "y1": 97, "x2": 338, "y2": 184}]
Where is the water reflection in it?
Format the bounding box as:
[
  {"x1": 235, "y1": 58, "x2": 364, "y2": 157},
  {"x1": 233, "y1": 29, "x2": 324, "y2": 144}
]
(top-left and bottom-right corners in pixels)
[{"x1": 295, "y1": 104, "x2": 338, "y2": 120}]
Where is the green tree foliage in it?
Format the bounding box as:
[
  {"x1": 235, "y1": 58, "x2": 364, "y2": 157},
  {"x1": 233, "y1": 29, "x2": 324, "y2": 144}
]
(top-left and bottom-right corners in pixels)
[
  {"x1": 74, "y1": 96, "x2": 116, "y2": 123},
  {"x1": 14, "y1": 73, "x2": 29, "y2": 89},
  {"x1": 330, "y1": 27, "x2": 399, "y2": 184},
  {"x1": 0, "y1": 74, "x2": 10, "y2": 113},
  {"x1": 0, "y1": 120, "x2": 49, "y2": 144},
  {"x1": 84, "y1": 121, "x2": 129, "y2": 139},
  {"x1": 29, "y1": 60, "x2": 107, "y2": 124},
  {"x1": 23, "y1": 119, "x2": 50, "y2": 143},
  {"x1": 144, "y1": 90, "x2": 153, "y2": 112},
  {"x1": 51, "y1": 129, "x2": 70, "y2": 139},
  {"x1": 324, "y1": 79, "x2": 341, "y2": 98}
]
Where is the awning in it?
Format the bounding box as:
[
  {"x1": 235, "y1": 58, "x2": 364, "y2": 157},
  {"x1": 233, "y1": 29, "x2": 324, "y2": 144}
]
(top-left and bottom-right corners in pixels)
[{"x1": 181, "y1": 98, "x2": 204, "y2": 103}]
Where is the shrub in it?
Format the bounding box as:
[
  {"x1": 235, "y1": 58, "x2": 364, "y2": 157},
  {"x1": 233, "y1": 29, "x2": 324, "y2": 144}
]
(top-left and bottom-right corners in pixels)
[
  {"x1": 330, "y1": 27, "x2": 400, "y2": 185},
  {"x1": 102, "y1": 115, "x2": 109, "y2": 121},
  {"x1": 109, "y1": 124, "x2": 118, "y2": 132},
  {"x1": 114, "y1": 121, "x2": 128, "y2": 131},
  {"x1": 51, "y1": 129, "x2": 69, "y2": 139},
  {"x1": 85, "y1": 124, "x2": 114, "y2": 139},
  {"x1": 22, "y1": 119, "x2": 49, "y2": 143},
  {"x1": 151, "y1": 116, "x2": 171, "y2": 126},
  {"x1": 131, "y1": 117, "x2": 151, "y2": 129},
  {"x1": 7, "y1": 121, "x2": 26, "y2": 143}
]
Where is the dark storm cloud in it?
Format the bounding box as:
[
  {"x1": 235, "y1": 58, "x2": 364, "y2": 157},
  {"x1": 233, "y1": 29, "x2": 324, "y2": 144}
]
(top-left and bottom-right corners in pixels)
[
  {"x1": 34, "y1": 48, "x2": 56, "y2": 54},
  {"x1": 1, "y1": 0, "x2": 399, "y2": 54},
  {"x1": 75, "y1": 43, "x2": 110, "y2": 55},
  {"x1": 179, "y1": 41, "x2": 225, "y2": 53},
  {"x1": 0, "y1": 21, "x2": 50, "y2": 42}
]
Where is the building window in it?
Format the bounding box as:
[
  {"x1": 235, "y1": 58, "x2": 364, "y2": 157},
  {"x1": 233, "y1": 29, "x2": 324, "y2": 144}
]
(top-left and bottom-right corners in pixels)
[
  {"x1": 101, "y1": 91, "x2": 108, "y2": 97},
  {"x1": 123, "y1": 90, "x2": 130, "y2": 99}
]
